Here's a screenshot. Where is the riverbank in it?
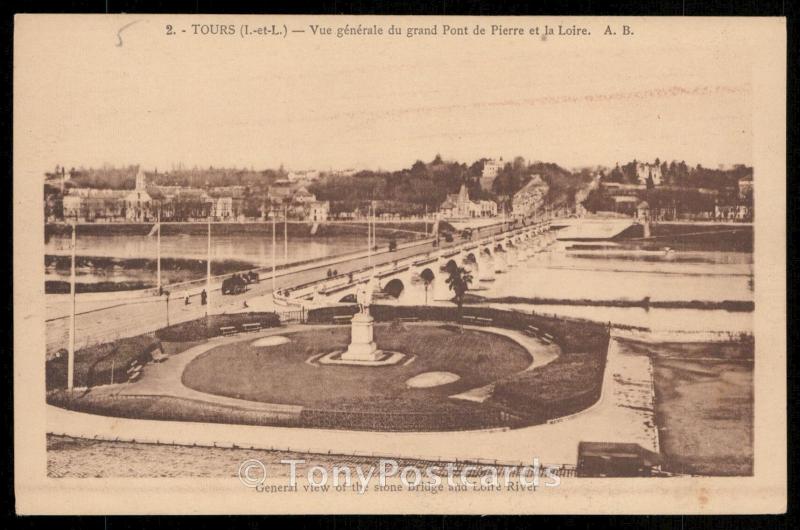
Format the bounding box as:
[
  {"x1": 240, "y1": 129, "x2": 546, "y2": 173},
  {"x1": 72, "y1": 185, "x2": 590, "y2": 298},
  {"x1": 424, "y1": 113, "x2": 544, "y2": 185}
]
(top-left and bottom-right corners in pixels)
[
  {"x1": 45, "y1": 255, "x2": 258, "y2": 293},
  {"x1": 45, "y1": 221, "x2": 432, "y2": 240},
  {"x1": 617, "y1": 338, "x2": 754, "y2": 476},
  {"x1": 465, "y1": 295, "x2": 754, "y2": 312},
  {"x1": 615, "y1": 223, "x2": 753, "y2": 252}
]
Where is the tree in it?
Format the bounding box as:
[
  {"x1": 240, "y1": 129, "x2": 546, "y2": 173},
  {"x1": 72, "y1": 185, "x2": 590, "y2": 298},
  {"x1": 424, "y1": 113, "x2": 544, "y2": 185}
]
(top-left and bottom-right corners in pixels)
[
  {"x1": 420, "y1": 268, "x2": 435, "y2": 305},
  {"x1": 445, "y1": 264, "x2": 473, "y2": 322}
]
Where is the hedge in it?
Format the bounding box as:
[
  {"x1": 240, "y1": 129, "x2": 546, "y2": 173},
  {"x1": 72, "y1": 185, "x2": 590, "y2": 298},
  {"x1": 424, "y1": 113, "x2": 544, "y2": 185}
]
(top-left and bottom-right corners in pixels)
[
  {"x1": 307, "y1": 304, "x2": 609, "y2": 354},
  {"x1": 307, "y1": 304, "x2": 611, "y2": 424},
  {"x1": 46, "y1": 334, "x2": 162, "y2": 390},
  {"x1": 155, "y1": 312, "x2": 281, "y2": 342}
]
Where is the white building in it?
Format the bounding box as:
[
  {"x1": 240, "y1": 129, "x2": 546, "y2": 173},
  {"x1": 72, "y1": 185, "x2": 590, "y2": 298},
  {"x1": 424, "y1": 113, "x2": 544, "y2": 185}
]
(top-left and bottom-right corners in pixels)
[
  {"x1": 480, "y1": 158, "x2": 504, "y2": 191},
  {"x1": 636, "y1": 162, "x2": 663, "y2": 186},
  {"x1": 307, "y1": 200, "x2": 330, "y2": 222},
  {"x1": 124, "y1": 169, "x2": 156, "y2": 221},
  {"x1": 209, "y1": 196, "x2": 234, "y2": 219}
]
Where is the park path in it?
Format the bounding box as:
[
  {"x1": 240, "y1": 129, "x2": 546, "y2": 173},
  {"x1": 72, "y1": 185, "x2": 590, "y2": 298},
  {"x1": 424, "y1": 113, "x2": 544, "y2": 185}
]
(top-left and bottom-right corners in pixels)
[{"x1": 47, "y1": 335, "x2": 658, "y2": 466}]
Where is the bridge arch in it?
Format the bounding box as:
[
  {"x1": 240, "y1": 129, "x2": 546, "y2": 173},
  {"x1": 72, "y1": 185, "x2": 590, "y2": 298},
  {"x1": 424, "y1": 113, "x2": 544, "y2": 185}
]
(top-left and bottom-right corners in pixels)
[
  {"x1": 419, "y1": 267, "x2": 435, "y2": 285},
  {"x1": 383, "y1": 278, "x2": 405, "y2": 299},
  {"x1": 442, "y1": 259, "x2": 459, "y2": 275}
]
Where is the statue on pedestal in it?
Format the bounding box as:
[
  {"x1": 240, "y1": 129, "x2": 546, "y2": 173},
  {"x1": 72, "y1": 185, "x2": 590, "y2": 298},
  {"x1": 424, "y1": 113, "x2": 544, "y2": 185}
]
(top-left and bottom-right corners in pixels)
[{"x1": 342, "y1": 274, "x2": 381, "y2": 362}]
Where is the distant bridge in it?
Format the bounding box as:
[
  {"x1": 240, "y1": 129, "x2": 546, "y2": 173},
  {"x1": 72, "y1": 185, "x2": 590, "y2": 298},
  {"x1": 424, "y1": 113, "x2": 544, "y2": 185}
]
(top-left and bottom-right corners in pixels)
[{"x1": 549, "y1": 218, "x2": 638, "y2": 241}]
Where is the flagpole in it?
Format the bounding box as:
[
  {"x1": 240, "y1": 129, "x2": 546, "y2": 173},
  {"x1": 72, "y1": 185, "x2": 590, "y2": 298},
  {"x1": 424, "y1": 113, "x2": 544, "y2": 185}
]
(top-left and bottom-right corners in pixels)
[
  {"x1": 272, "y1": 208, "x2": 276, "y2": 292},
  {"x1": 206, "y1": 218, "x2": 211, "y2": 316},
  {"x1": 283, "y1": 204, "x2": 288, "y2": 266},
  {"x1": 67, "y1": 220, "x2": 76, "y2": 391},
  {"x1": 156, "y1": 208, "x2": 161, "y2": 294}
]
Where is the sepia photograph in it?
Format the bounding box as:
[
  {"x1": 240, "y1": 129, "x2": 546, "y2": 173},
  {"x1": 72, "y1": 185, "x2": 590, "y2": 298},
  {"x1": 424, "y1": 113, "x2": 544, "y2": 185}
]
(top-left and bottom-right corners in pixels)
[{"x1": 13, "y1": 14, "x2": 787, "y2": 515}]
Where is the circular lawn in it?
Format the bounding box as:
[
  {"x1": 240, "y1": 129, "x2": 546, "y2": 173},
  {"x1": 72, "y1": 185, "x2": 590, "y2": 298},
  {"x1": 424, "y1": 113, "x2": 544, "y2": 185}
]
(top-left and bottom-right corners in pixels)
[{"x1": 182, "y1": 324, "x2": 531, "y2": 415}]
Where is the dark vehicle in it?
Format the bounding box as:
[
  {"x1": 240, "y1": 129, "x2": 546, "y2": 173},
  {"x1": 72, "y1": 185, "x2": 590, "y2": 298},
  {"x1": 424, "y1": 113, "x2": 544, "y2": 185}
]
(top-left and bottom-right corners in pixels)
[
  {"x1": 244, "y1": 271, "x2": 259, "y2": 284},
  {"x1": 388, "y1": 238, "x2": 398, "y2": 252},
  {"x1": 460, "y1": 229, "x2": 473, "y2": 240},
  {"x1": 576, "y1": 442, "x2": 662, "y2": 477},
  {"x1": 221, "y1": 275, "x2": 247, "y2": 295},
  {"x1": 443, "y1": 233, "x2": 454, "y2": 243}
]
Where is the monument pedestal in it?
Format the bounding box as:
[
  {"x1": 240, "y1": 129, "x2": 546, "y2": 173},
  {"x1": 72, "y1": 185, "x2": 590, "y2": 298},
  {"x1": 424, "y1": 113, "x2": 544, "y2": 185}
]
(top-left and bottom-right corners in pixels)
[{"x1": 341, "y1": 313, "x2": 382, "y2": 362}]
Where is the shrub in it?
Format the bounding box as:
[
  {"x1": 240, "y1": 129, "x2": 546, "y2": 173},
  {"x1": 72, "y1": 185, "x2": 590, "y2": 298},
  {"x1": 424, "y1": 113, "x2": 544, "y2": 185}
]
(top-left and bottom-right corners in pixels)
[
  {"x1": 155, "y1": 312, "x2": 281, "y2": 342},
  {"x1": 46, "y1": 334, "x2": 163, "y2": 390}
]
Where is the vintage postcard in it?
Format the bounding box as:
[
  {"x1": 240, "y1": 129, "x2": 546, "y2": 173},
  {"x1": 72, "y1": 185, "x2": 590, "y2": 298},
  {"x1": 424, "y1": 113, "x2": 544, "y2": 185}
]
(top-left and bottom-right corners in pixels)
[{"x1": 13, "y1": 14, "x2": 786, "y2": 514}]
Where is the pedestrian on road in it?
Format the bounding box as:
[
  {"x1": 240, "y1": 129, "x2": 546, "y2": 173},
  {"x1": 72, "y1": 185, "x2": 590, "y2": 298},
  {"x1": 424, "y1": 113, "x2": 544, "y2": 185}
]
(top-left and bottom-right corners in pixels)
[{"x1": 201, "y1": 289, "x2": 207, "y2": 306}]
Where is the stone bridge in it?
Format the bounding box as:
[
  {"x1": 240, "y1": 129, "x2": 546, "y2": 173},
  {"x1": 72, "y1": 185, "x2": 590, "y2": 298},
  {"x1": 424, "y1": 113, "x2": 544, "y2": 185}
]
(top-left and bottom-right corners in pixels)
[{"x1": 274, "y1": 220, "x2": 556, "y2": 308}]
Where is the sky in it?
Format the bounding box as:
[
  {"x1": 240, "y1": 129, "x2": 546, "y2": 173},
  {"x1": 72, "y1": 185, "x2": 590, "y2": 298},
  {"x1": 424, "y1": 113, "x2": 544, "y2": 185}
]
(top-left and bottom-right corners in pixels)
[{"x1": 15, "y1": 16, "x2": 755, "y2": 177}]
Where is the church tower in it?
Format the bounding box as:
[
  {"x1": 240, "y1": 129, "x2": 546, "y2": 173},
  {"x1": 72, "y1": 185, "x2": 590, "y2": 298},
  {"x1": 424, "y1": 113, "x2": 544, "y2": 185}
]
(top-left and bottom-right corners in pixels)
[{"x1": 135, "y1": 168, "x2": 147, "y2": 190}]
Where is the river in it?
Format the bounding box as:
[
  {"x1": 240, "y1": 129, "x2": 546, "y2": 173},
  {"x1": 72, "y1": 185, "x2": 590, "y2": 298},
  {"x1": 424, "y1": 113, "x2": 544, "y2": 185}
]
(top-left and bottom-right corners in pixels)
[{"x1": 395, "y1": 238, "x2": 754, "y2": 334}]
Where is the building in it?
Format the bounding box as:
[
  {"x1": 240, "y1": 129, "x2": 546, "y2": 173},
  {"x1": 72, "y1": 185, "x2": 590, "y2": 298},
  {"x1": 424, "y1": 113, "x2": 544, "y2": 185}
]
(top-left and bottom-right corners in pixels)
[
  {"x1": 268, "y1": 179, "x2": 294, "y2": 204},
  {"x1": 636, "y1": 162, "x2": 663, "y2": 186},
  {"x1": 307, "y1": 200, "x2": 330, "y2": 222},
  {"x1": 440, "y1": 184, "x2": 497, "y2": 219},
  {"x1": 511, "y1": 174, "x2": 549, "y2": 217},
  {"x1": 62, "y1": 189, "x2": 127, "y2": 221},
  {"x1": 738, "y1": 175, "x2": 753, "y2": 201},
  {"x1": 480, "y1": 158, "x2": 504, "y2": 191},
  {"x1": 124, "y1": 170, "x2": 168, "y2": 222},
  {"x1": 292, "y1": 187, "x2": 316, "y2": 204},
  {"x1": 610, "y1": 195, "x2": 639, "y2": 215},
  {"x1": 287, "y1": 169, "x2": 320, "y2": 182},
  {"x1": 714, "y1": 203, "x2": 752, "y2": 222}
]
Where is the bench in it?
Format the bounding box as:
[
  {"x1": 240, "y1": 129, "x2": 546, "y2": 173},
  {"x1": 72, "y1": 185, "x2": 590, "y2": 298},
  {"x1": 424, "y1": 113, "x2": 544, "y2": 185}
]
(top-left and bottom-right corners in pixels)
[
  {"x1": 462, "y1": 315, "x2": 477, "y2": 323},
  {"x1": 332, "y1": 315, "x2": 352, "y2": 324},
  {"x1": 475, "y1": 317, "x2": 493, "y2": 325},
  {"x1": 126, "y1": 362, "x2": 141, "y2": 375},
  {"x1": 219, "y1": 326, "x2": 238, "y2": 336},
  {"x1": 398, "y1": 317, "x2": 419, "y2": 323},
  {"x1": 542, "y1": 332, "x2": 555, "y2": 341},
  {"x1": 525, "y1": 325, "x2": 540, "y2": 336},
  {"x1": 128, "y1": 370, "x2": 142, "y2": 382},
  {"x1": 242, "y1": 322, "x2": 261, "y2": 333}
]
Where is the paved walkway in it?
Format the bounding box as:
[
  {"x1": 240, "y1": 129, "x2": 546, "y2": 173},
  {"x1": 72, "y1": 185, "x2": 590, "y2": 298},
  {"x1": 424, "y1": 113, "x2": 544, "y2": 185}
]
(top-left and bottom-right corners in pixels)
[{"x1": 47, "y1": 335, "x2": 658, "y2": 466}]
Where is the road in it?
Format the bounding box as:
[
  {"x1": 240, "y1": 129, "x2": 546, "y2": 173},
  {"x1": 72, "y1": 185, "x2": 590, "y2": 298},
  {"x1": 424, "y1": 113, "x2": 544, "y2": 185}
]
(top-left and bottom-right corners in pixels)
[{"x1": 45, "y1": 222, "x2": 513, "y2": 356}]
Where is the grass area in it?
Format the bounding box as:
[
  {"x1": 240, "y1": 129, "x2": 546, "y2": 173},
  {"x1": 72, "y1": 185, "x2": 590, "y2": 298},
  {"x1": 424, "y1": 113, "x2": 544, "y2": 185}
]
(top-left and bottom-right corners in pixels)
[
  {"x1": 49, "y1": 306, "x2": 612, "y2": 431},
  {"x1": 622, "y1": 339, "x2": 754, "y2": 476},
  {"x1": 182, "y1": 324, "x2": 530, "y2": 413}
]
